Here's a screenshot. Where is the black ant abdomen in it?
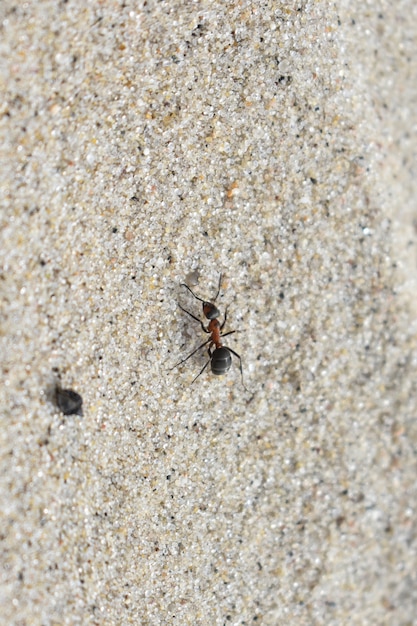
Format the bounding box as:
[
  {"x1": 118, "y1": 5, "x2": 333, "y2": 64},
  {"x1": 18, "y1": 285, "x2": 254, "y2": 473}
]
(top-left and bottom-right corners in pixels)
[{"x1": 210, "y1": 346, "x2": 232, "y2": 376}]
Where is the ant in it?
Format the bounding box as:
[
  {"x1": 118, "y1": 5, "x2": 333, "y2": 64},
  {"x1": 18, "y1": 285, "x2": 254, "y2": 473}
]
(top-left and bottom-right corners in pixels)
[{"x1": 171, "y1": 274, "x2": 249, "y2": 391}]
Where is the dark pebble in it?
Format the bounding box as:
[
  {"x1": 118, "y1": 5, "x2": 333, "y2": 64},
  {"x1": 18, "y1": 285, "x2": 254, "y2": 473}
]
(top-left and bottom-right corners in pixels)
[{"x1": 55, "y1": 387, "x2": 83, "y2": 416}]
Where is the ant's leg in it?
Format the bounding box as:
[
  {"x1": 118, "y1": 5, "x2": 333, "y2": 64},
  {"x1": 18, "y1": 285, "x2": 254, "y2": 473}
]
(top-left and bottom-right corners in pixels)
[
  {"x1": 219, "y1": 309, "x2": 243, "y2": 334},
  {"x1": 170, "y1": 338, "x2": 211, "y2": 370},
  {"x1": 178, "y1": 303, "x2": 208, "y2": 333},
  {"x1": 220, "y1": 330, "x2": 236, "y2": 339},
  {"x1": 191, "y1": 345, "x2": 213, "y2": 384},
  {"x1": 220, "y1": 311, "x2": 243, "y2": 335},
  {"x1": 220, "y1": 306, "x2": 228, "y2": 330},
  {"x1": 228, "y1": 347, "x2": 249, "y2": 393},
  {"x1": 191, "y1": 359, "x2": 210, "y2": 384}
]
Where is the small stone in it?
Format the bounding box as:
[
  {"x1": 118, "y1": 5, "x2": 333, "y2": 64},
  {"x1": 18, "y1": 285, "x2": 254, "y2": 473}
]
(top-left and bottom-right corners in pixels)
[{"x1": 55, "y1": 387, "x2": 83, "y2": 416}]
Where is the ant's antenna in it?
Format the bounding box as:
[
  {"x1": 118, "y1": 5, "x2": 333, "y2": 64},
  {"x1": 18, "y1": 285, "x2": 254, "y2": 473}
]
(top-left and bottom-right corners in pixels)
[{"x1": 180, "y1": 274, "x2": 222, "y2": 303}]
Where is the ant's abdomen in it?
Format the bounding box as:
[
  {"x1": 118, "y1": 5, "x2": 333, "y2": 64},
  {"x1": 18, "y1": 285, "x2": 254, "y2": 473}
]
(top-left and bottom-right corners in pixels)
[{"x1": 211, "y1": 347, "x2": 232, "y2": 376}]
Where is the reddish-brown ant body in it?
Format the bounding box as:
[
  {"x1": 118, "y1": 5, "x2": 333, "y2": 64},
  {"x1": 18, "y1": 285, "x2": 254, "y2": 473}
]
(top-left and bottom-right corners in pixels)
[{"x1": 171, "y1": 274, "x2": 248, "y2": 391}]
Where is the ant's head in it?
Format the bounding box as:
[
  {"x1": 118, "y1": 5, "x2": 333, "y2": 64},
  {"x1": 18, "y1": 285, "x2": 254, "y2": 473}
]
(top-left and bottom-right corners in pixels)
[{"x1": 203, "y1": 302, "x2": 220, "y2": 320}]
